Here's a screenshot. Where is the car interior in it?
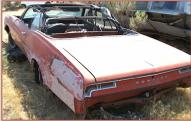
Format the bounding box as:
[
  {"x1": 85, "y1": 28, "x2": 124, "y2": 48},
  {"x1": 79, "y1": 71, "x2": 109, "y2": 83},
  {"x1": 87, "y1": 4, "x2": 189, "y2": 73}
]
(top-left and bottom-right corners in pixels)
[{"x1": 19, "y1": 5, "x2": 134, "y2": 38}]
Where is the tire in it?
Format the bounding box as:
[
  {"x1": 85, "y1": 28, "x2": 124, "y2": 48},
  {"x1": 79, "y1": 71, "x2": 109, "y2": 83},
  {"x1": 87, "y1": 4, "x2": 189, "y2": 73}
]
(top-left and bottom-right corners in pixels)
[
  {"x1": 7, "y1": 54, "x2": 16, "y2": 63},
  {"x1": 6, "y1": 33, "x2": 26, "y2": 63},
  {"x1": 34, "y1": 62, "x2": 43, "y2": 85},
  {"x1": 7, "y1": 33, "x2": 17, "y2": 52}
]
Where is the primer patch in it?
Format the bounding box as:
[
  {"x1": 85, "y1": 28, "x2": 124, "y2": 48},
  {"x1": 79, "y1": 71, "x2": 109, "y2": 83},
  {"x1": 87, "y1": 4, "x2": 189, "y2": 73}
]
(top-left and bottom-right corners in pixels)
[{"x1": 50, "y1": 59, "x2": 83, "y2": 100}]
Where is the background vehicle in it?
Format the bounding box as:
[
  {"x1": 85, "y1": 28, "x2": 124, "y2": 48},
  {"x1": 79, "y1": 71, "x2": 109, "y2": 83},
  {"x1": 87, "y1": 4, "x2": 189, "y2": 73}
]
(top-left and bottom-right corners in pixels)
[{"x1": 135, "y1": 1, "x2": 191, "y2": 40}]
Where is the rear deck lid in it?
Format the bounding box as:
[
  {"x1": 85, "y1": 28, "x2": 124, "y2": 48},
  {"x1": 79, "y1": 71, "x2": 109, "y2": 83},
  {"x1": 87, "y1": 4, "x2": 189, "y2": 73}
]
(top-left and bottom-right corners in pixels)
[{"x1": 50, "y1": 34, "x2": 191, "y2": 82}]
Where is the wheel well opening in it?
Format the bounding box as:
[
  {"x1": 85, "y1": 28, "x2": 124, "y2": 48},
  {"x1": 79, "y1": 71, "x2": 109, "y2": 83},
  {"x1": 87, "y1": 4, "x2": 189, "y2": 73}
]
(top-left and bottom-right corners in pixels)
[
  {"x1": 5, "y1": 25, "x2": 10, "y2": 33},
  {"x1": 31, "y1": 59, "x2": 38, "y2": 69},
  {"x1": 31, "y1": 58, "x2": 43, "y2": 84}
]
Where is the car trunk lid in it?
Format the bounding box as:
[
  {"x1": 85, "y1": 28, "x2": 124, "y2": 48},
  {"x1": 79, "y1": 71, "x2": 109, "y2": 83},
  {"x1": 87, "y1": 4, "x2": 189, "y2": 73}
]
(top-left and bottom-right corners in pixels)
[{"x1": 50, "y1": 34, "x2": 191, "y2": 82}]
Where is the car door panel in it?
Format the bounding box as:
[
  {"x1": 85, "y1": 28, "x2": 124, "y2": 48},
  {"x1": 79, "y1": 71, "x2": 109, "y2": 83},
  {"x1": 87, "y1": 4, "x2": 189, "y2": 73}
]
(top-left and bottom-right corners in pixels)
[{"x1": 14, "y1": 18, "x2": 30, "y2": 55}]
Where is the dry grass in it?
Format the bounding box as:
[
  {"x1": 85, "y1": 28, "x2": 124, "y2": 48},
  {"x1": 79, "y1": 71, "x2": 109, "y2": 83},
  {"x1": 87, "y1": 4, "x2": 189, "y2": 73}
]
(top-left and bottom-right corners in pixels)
[
  {"x1": 142, "y1": 88, "x2": 191, "y2": 119},
  {"x1": 2, "y1": 9, "x2": 191, "y2": 120}
]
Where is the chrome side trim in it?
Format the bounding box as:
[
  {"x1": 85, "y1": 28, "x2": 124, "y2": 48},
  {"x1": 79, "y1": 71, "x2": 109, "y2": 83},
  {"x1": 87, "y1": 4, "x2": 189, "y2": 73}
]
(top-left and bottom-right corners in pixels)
[
  {"x1": 179, "y1": 67, "x2": 191, "y2": 74},
  {"x1": 118, "y1": 67, "x2": 189, "y2": 82}
]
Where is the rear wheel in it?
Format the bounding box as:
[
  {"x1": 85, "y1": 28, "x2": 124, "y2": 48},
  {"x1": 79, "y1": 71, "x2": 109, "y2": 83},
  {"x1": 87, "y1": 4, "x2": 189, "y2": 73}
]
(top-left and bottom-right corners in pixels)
[{"x1": 34, "y1": 62, "x2": 43, "y2": 85}]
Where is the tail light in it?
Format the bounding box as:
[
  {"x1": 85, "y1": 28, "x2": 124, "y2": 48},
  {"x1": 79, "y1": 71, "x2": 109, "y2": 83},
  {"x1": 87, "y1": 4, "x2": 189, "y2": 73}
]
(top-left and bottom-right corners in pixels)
[
  {"x1": 179, "y1": 67, "x2": 191, "y2": 74},
  {"x1": 84, "y1": 81, "x2": 117, "y2": 98}
]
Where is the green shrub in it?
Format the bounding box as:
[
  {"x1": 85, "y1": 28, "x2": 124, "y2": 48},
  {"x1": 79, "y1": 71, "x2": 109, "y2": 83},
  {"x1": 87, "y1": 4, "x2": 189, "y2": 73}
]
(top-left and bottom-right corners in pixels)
[
  {"x1": 3, "y1": 1, "x2": 21, "y2": 11},
  {"x1": 129, "y1": 11, "x2": 148, "y2": 31}
]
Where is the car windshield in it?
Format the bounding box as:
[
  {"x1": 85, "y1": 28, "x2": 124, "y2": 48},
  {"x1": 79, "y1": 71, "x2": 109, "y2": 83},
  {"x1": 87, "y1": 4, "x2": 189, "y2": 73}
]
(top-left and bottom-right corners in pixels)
[{"x1": 45, "y1": 8, "x2": 82, "y2": 17}]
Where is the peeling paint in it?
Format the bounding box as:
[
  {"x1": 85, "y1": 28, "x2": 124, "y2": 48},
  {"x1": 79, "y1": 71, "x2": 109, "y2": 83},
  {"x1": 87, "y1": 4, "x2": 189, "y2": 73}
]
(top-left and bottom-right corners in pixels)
[
  {"x1": 50, "y1": 58, "x2": 84, "y2": 100},
  {"x1": 24, "y1": 47, "x2": 54, "y2": 88},
  {"x1": 50, "y1": 75, "x2": 75, "y2": 111}
]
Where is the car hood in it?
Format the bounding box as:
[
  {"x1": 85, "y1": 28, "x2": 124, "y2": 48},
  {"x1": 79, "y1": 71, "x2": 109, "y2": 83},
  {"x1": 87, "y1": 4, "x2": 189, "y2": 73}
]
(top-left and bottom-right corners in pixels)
[{"x1": 50, "y1": 34, "x2": 191, "y2": 82}]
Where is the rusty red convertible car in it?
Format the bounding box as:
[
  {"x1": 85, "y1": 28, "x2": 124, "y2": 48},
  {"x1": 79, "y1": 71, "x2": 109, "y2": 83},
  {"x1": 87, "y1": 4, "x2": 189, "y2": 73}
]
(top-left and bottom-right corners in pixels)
[{"x1": 4, "y1": 3, "x2": 191, "y2": 116}]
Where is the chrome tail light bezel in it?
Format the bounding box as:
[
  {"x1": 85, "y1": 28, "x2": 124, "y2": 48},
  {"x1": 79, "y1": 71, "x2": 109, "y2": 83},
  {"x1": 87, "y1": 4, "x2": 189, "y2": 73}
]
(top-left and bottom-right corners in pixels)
[
  {"x1": 84, "y1": 81, "x2": 117, "y2": 98},
  {"x1": 179, "y1": 66, "x2": 191, "y2": 74}
]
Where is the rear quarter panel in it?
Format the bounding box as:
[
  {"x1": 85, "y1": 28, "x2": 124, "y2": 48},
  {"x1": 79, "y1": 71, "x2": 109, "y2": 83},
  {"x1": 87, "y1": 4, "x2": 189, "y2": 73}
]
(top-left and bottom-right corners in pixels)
[
  {"x1": 23, "y1": 30, "x2": 87, "y2": 112},
  {"x1": 4, "y1": 16, "x2": 93, "y2": 113}
]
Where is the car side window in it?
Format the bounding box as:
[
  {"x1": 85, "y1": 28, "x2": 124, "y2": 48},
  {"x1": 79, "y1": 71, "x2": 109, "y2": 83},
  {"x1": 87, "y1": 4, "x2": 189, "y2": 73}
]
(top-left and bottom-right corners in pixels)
[
  {"x1": 31, "y1": 13, "x2": 42, "y2": 30},
  {"x1": 23, "y1": 8, "x2": 38, "y2": 19}
]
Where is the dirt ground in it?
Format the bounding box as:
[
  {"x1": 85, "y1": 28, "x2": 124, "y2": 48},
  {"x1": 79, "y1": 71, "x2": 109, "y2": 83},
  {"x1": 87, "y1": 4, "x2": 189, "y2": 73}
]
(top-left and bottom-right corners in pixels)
[{"x1": 2, "y1": 9, "x2": 191, "y2": 120}]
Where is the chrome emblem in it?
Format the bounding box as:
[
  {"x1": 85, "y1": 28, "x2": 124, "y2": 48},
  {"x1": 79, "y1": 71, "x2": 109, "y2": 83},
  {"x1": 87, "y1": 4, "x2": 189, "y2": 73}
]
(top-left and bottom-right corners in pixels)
[{"x1": 135, "y1": 75, "x2": 167, "y2": 85}]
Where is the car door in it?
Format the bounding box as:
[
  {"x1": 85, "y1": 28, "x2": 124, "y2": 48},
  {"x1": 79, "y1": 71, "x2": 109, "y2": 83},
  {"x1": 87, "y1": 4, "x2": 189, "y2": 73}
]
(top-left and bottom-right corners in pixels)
[
  {"x1": 14, "y1": 18, "x2": 29, "y2": 53},
  {"x1": 22, "y1": 11, "x2": 44, "y2": 61},
  {"x1": 15, "y1": 8, "x2": 39, "y2": 55}
]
